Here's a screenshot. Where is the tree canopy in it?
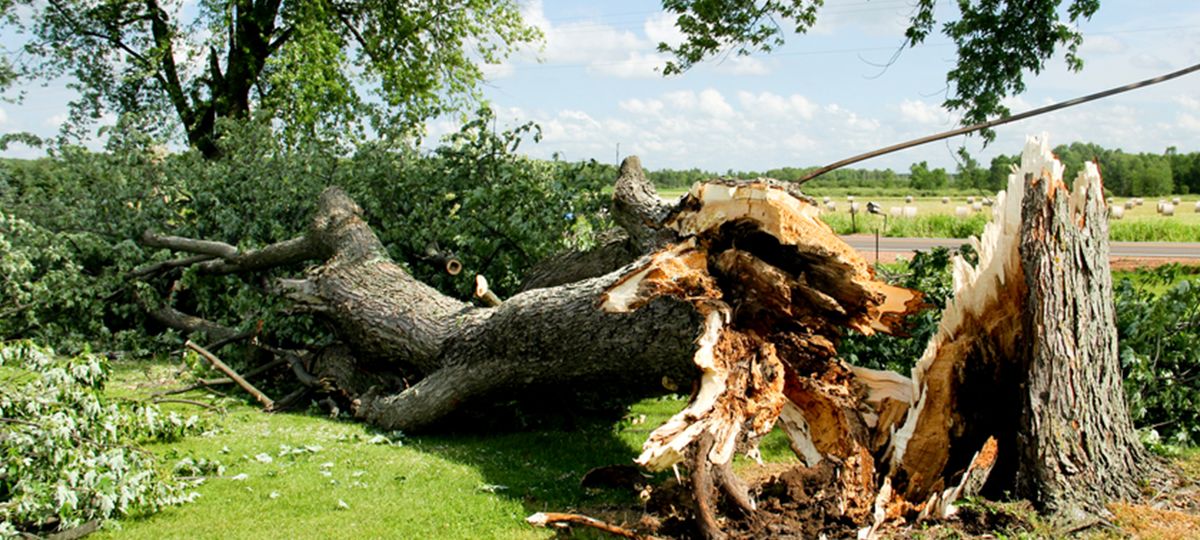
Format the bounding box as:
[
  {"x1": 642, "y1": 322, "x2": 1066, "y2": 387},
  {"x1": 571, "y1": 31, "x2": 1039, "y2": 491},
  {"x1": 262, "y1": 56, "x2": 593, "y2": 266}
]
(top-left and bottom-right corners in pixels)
[
  {"x1": 4, "y1": 1, "x2": 1109, "y2": 157},
  {"x1": 659, "y1": 0, "x2": 1101, "y2": 140},
  {"x1": 4, "y1": 0, "x2": 538, "y2": 156}
]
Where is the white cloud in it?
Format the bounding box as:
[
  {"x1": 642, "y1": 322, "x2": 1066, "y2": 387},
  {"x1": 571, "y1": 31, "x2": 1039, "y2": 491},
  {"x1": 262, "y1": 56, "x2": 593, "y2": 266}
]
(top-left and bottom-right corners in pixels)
[
  {"x1": 0, "y1": 106, "x2": 8, "y2": 126},
  {"x1": 619, "y1": 98, "x2": 664, "y2": 116},
  {"x1": 1176, "y1": 95, "x2": 1200, "y2": 111},
  {"x1": 1130, "y1": 53, "x2": 1172, "y2": 71},
  {"x1": 738, "y1": 91, "x2": 816, "y2": 120},
  {"x1": 46, "y1": 113, "x2": 68, "y2": 128},
  {"x1": 590, "y1": 51, "x2": 668, "y2": 79},
  {"x1": 1179, "y1": 114, "x2": 1200, "y2": 133},
  {"x1": 898, "y1": 99, "x2": 947, "y2": 126},
  {"x1": 472, "y1": 88, "x2": 907, "y2": 172},
  {"x1": 714, "y1": 56, "x2": 770, "y2": 76},
  {"x1": 697, "y1": 89, "x2": 734, "y2": 118},
  {"x1": 1079, "y1": 35, "x2": 1125, "y2": 55},
  {"x1": 643, "y1": 12, "x2": 684, "y2": 49},
  {"x1": 508, "y1": 3, "x2": 769, "y2": 79},
  {"x1": 480, "y1": 61, "x2": 515, "y2": 80}
]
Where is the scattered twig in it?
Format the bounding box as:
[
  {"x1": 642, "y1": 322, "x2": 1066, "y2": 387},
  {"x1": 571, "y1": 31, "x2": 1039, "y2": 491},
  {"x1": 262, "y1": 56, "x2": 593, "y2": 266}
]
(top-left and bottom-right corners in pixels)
[
  {"x1": 185, "y1": 340, "x2": 275, "y2": 409},
  {"x1": 269, "y1": 387, "x2": 312, "y2": 412},
  {"x1": 149, "y1": 398, "x2": 224, "y2": 410},
  {"x1": 152, "y1": 356, "x2": 286, "y2": 397},
  {"x1": 526, "y1": 512, "x2": 649, "y2": 539}
]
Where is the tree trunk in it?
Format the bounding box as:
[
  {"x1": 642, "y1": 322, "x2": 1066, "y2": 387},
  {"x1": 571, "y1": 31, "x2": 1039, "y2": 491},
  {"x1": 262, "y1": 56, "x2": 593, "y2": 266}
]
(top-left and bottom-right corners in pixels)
[
  {"x1": 1016, "y1": 151, "x2": 1151, "y2": 520},
  {"x1": 138, "y1": 137, "x2": 1156, "y2": 537}
]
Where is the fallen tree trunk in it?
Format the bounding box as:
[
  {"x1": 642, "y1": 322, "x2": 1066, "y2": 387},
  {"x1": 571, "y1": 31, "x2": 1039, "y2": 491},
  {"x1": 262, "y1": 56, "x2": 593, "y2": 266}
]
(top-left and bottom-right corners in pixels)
[{"x1": 138, "y1": 135, "x2": 1156, "y2": 537}]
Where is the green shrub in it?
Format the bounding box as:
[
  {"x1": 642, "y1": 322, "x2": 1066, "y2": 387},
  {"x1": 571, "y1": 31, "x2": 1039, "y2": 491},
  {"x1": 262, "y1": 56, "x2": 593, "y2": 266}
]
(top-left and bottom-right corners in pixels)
[
  {"x1": 0, "y1": 341, "x2": 204, "y2": 536},
  {"x1": 1115, "y1": 265, "x2": 1200, "y2": 446},
  {"x1": 839, "y1": 246, "x2": 972, "y2": 373}
]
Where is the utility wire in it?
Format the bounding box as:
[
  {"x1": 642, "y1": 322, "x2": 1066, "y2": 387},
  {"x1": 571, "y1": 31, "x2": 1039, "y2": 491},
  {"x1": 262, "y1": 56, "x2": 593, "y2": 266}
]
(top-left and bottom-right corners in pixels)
[{"x1": 796, "y1": 61, "x2": 1200, "y2": 184}]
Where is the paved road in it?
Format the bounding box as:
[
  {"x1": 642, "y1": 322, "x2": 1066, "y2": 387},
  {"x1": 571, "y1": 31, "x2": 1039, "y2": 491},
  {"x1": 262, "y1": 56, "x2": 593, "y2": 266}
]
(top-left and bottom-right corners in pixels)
[{"x1": 840, "y1": 235, "x2": 1200, "y2": 259}]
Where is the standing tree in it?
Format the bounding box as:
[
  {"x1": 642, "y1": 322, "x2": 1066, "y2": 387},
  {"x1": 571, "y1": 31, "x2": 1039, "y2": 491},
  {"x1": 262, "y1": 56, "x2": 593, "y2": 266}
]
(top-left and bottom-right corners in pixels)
[{"x1": 4, "y1": 0, "x2": 538, "y2": 156}]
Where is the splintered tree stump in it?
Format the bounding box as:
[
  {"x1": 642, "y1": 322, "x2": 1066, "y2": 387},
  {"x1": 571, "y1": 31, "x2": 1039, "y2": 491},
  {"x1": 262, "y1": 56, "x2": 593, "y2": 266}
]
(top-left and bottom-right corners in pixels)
[{"x1": 137, "y1": 136, "x2": 1153, "y2": 538}]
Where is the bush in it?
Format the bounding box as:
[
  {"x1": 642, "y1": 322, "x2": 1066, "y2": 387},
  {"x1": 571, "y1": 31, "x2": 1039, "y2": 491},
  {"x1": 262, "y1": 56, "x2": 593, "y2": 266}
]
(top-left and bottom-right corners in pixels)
[
  {"x1": 1115, "y1": 265, "x2": 1200, "y2": 446},
  {"x1": 839, "y1": 246, "x2": 972, "y2": 373},
  {"x1": 0, "y1": 341, "x2": 204, "y2": 536}
]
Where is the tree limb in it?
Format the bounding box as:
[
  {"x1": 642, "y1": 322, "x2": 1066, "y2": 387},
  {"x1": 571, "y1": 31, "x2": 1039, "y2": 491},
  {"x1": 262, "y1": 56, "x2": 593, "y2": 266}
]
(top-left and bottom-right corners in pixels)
[{"x1": 186, "y1": 340, "x2": 275, "y2": 409}]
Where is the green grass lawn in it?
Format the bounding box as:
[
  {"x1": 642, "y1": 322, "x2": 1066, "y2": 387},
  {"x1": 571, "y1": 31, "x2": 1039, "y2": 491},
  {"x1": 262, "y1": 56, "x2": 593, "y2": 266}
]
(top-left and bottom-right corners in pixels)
[{"x1": 96, "y1": 361, "x2": 796, "y2": 539}]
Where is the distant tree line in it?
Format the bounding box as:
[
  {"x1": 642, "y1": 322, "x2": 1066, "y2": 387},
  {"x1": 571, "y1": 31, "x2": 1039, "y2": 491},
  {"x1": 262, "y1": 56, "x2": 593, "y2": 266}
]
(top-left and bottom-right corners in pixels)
[{"x1": 638, "y1": 142, "x2": 1200, "y2": 196}]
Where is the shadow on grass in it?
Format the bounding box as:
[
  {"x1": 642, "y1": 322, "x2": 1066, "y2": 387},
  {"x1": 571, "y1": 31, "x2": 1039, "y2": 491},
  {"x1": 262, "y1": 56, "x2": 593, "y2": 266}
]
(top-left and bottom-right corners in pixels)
[{"x1": 397, "y1": 394, "x2": 690, "y2": 517}]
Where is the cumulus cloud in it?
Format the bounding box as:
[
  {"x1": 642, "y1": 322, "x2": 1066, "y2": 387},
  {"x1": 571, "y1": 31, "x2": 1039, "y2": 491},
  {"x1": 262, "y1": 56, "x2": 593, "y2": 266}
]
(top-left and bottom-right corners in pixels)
[
  {"x1": 738, "y1": 91, "x2": 816, "y2": 120},
  {"x1": 476, "y1": 88, "x2": 928, "y2": 171},
  {"x1": 713, "y1": 56, "x2": 770, "y2": 76},
  {"x1": 505, "y1": 2, "x2": 769, "y2": 80},
  {"x1": 1079, "y1": 35, "x2": 1126, "y2": 55},
  {"x1": 590, "y1": 51, "x2": 670, "y2": 79},
  {"x1": 1176, "y1": 95, "x2": 1200, "y2": 111},
  {"x1": 643, "y1": 12, "x2": 685, "y2": 49},
  {"x1": 898, "y1": 99, "x2": 947, "y2": 126},
  {"x1": 1130, "y1": 53, "x2": 1172, "y2": 71},
  {"x1": 619, "y1": 98, "x2": 665, "y2": 116}
]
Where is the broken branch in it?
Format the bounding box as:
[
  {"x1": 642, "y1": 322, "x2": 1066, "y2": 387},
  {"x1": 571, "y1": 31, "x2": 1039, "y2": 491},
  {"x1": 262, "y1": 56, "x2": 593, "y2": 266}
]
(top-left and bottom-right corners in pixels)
[
  {"x1": 185, "y1": 340, "x2": 275, "y2": 409},
  {"x1": 525, "y1": 512, "x2": 649, "y2": 539},
  {"x1": 474, "y1": 275, "x2": 502, "y2": 306}
]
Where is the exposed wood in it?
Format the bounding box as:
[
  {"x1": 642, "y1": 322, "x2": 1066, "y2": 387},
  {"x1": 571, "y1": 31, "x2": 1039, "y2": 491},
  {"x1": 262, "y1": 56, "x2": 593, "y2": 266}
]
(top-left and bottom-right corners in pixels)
[
  {"x1": 525, "y1": 512, "x2": 649, "y2": 539},
  {"x1": 185, "y1": 340, "x2": 275, "y2": 409},
  {"x1": 474, "y1": 275, "x2": 502, "y2": 306},
  {"x1": 423, "y1": 244, "x2": 463, "y2": 275}
]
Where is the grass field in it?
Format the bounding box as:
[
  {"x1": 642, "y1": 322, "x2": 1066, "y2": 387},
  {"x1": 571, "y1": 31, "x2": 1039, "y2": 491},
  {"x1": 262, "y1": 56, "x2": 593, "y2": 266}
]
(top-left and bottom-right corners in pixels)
[
  {"x1": 95, "y1": 361, "x2": 797, "y2": 539},
  {"x1": 92, "y1": 355, "x2": 1200, "y2": 540},
  {"x1": 657, "y1": 187, "x2": 1200, "y2": 241}
]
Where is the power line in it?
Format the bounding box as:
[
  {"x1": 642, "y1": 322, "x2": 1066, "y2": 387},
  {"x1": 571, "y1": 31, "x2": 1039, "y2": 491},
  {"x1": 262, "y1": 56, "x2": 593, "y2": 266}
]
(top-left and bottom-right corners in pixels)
[{"x1": 796, "y1": 61, "x2": 1200, "y2": 184}]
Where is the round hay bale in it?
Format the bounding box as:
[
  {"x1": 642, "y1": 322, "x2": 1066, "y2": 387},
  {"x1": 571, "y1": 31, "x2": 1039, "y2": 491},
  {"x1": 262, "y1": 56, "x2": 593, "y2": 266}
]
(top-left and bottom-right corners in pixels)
[
  {"x1": 1172, "y1": 197, "x2": 1182, "y2": 205},
  {"x1": 966, "y1": 196, "x2": 975, "y2": 204},
  {"x1": 905, "y1": 195, "x2": 914, "y2": 203},
  {"x1": 955, "y1": 206, "x2": 970, "y2": 217},
  {"x1": 889, "y1": 207, "x2": 903, "y2": 217},
  {"x1": 1124, "y1": 200, "x2": 1134, "y2": 209},
  {"x1": 903, "y1": 206, "x2": 918, "y2": 218},
  {"x1": 971, "y1": 202, "x2": 983, "y2": 212},
  {"x1": 1194, "y1": 201, "x2": 1200, "y2": 213},
  {"x1": 1109, "y1": 205, "x2": 1125, "y2": 219},
  {"x1": 1161, "y1": 203, "x2": 1176, "y2": 216},
  {"x1": 941, "y1": 196, "x2": 950, "y2": 204},
  {"x1": 825, "y1": 201, "x2": 837, "y2": 211},
  {"x1": 847, "y1": 195, "x2": 855, "y2": 202}
]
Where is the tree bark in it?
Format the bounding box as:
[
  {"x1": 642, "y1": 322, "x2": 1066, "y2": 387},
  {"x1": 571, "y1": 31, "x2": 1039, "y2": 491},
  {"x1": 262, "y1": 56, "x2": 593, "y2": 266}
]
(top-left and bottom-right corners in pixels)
[{"x1": 1016, "y1": 155, "x2": 1151, "y2": 520}]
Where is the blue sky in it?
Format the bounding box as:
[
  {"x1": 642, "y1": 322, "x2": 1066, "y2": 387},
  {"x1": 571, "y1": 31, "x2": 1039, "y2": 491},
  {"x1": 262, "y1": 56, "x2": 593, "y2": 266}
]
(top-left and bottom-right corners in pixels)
[{"x1": 3, "y1": 0, "x2": 1200, "y2": 172}]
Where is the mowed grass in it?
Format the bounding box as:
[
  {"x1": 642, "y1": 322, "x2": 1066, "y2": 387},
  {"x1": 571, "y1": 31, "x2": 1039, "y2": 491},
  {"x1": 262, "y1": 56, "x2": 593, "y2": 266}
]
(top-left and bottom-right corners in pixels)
[
  {"x1": 658, "y1": 188, "x2": 1200, "y2": 240},
  {"x1": 96, "y1": 360, "x2": 796, "y2": 539}
]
